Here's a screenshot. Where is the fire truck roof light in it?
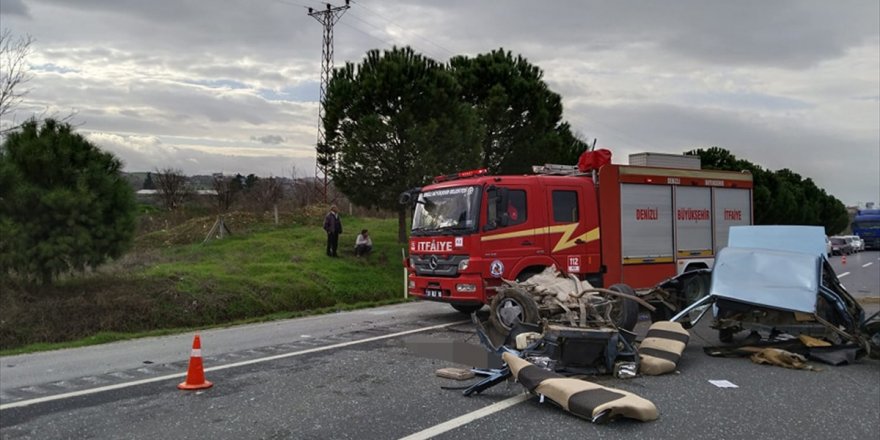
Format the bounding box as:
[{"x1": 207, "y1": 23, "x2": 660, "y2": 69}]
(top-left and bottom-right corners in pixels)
[{"x1": 433, "y1": 168, "x2": 489, "y2": 183}]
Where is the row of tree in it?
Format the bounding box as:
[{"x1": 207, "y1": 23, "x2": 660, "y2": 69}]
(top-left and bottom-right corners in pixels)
[
  {"x1": 320, "y1": 46, "x2": 850, "y2": 241},
  {"x1": 144, "y1": 169, "x2": 287, "y2": 213},
  {"x1": 320, "y1": 47, "x2": 587, "y2": 242},
  {"x1": 211, "y1": 173, "x2": 283, "y2": 213},
  {"x1": 687, "y1": 147, "x2": 849, "y2": 234}
]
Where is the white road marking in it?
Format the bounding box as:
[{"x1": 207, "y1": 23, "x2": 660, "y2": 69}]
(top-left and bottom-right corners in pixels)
[
  {"x1": 863, "y1": 262, "x2": 873, "y2": 268},
  {"x1": 839, "y1": 272, "x2": 850, "y2": 278},
  {"x1": 398, "y1": 393, "x2": 531, "y2": 440},
  {"x1": 0, "y1": 320, "x2": 468, "y2": 411}
]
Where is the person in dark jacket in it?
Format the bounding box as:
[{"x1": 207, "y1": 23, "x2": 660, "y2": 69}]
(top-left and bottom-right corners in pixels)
[{"x1": 323, "y1": 205, "x2": 343, "y2": 257}]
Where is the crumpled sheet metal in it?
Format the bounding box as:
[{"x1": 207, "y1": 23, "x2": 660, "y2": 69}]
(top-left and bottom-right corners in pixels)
[
  {"x1": 711, "y1": 246, "x2": 819, "y2": 314},
  {"x1": 503, "y1": 353, "x2": 659, "y2": 423},
  {"x1": 639, "y1": 321, "x2": 689, "y2": 375},
  {"x1": 728, "y1": 225, "x2": 827, "y2": 259}
]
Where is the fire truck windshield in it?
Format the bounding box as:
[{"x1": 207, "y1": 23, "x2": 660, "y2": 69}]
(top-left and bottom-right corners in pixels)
[{"x1": 411, "y1": 185, "x2": 481, "y2": 235}]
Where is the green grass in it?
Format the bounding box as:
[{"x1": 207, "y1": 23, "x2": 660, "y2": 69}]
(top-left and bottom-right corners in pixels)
[
  {"x1": 145, "y1": 216, "x2": 405, "y2": 307},
  {"x1": 0, "y1": 213, "x2": 412, "y2": 355}
]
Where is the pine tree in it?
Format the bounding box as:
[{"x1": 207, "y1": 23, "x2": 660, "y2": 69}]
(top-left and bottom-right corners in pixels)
[{"x1": 0, "y1": 119, "x2": 137, "y2": 283}]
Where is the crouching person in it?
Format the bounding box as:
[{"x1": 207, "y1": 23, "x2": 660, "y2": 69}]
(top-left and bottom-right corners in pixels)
[{"x1": 355, "y1": 229, "x2": 373, "y2": 257}]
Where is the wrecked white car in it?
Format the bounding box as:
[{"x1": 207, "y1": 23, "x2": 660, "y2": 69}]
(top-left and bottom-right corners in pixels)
[{"x1": 671, "y1": 225, "x2": 880, "y2": 360}]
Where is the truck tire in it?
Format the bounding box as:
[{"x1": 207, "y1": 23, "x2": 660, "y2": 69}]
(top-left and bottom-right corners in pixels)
[
  {"x1": 489, "y1": 286, "x2": 540, "y2": 333},
  {"x1": 451, "y1": 303, "x2": 482, "y2": 314},
  {"x1": 681, "y1": 271, "x2": 710, "y2": 304},
  {"x1": 608, "y1": 283, "x2": 640, "y2": 332}
]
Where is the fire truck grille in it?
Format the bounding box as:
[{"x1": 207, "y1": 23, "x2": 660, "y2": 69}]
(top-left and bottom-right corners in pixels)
[{"x1": 411, "y1": 255, "x2": 468, "y2": 277}]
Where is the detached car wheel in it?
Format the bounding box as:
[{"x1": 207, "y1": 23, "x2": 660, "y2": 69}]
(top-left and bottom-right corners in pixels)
[{"x1": 489, "y1": 286, "x2": 540, "y2": 333}]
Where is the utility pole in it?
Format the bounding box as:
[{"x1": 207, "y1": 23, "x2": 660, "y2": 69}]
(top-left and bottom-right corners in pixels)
[{"x1": 308, "y1": 1, "x2": 350, "y2": 203}]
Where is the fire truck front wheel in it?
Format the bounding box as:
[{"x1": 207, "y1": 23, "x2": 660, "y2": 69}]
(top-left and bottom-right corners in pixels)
[{"x1": 489, "y1": 287, "x2": 540, "y2": 333}]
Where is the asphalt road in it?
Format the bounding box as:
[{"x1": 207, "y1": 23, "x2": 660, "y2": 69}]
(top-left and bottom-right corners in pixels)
[
  {"x1": 1, "y1": 254, "x2": 878, "y2": 439},
  {"x1": 827, "y1": 250, "x2": 880, "y2": 300}
]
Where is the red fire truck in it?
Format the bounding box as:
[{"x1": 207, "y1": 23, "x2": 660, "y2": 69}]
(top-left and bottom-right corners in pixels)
[{"x1": 402, "y1": 151, "x2": 753, "y2": 318}]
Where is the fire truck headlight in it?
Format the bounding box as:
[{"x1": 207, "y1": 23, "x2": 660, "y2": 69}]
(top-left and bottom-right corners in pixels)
[
  {"x1": 456, "y1": 283, "x2": 477, "y2": 293},
  {"x1": 408, "y1": 280, "x2": 415, "y2": 289},
  {"x1": 458, "y1": 258, "x2": 470, "y2": 271},
  {"x1": 409, "y1": 257, "x2": 416, "y2": 268}
]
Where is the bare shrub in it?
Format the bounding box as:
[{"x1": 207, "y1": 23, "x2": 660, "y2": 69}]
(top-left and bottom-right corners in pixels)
[
  {"x1": 212, "y1": 173, "x2": 237, "y2": 213},
  {"x1": 154, "y1": 167, "x2": 190, "y2": 210},
  {"x1": 252, "y1": 176, "x2": 283, "y2": 212},
  {"x1": 0, "y1": 29, "x2": 34, "y2": 134}
]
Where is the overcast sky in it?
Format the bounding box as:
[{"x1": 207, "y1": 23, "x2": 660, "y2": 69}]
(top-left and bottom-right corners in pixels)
[{"x1": 1, "y1": 0, "x2": 878, "y2": 206}]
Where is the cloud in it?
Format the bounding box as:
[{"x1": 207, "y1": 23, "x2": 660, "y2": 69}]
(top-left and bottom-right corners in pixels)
[
  {"x1": 404, "y1": 0, "x2": 879, "y2": 69},
  {"x1": 1, "y1": 0, "x2": 876, "y2": 206},
  {"x1": 252, "y1": 135, "x2": 286, "y2": 145},
  {"x1": 678, "y1": 92, "x2": 810, "y2": 111},
  {"x1": 85, "y1": 131, "x2": 313, "y2": 177},
  {"x1": 257, "y1": 82, "x2": 321, "y2": 103},
  {"x1": 568, "y1": 102, "x2": 880, "y2": 205},
  {"x1": 31, "y1": 63, "x2": 78, "y2": 74},
  {"x1": 0, "y1": 0, "x2": 30, "y2": 17}
]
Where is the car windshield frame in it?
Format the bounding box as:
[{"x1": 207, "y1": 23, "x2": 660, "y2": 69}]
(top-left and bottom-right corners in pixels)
[{"x1": 411, "y1": 185, "x2": 482, "y2": 236}]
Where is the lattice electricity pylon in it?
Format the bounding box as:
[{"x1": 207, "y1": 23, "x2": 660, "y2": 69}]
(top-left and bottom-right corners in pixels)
[{"x1": 308, "y1": 1, "x2": 350, "y2": 203}]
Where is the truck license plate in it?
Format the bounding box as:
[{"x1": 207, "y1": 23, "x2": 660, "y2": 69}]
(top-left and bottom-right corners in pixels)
[{"x1": 425, "y1": 289, "x2": 444, "y2": 298}]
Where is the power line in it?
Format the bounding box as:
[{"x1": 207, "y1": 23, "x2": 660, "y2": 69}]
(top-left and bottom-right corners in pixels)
[
  {"x1": 349, "y1": 0, "x2": 456, "y2": 58},
  {"x1": 337, "y1": 20, "x2": 403, "y2": 52},
  {"x1": 273, "y1": 0, "x2": 311, "y2": 9},
  {"x1": 292, "y1": 0, "x2": 454, "y2": 60},
  {"x1": 342, "y1": 12, "x2": 445, "y2": 60}
]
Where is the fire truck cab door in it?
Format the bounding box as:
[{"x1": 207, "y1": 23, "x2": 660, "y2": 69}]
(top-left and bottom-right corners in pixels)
[
  {"x1": 545, "y1": 184, "x2": 594, "y2": 276},
  {"x1": 481, "y1": 185, "x2": 541, "y2": 280}
]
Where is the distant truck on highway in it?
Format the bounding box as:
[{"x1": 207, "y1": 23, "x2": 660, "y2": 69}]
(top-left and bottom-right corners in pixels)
[
  {"x1": 400, "y1": 151, "x2": 754, "y2": 316},
  {"x1": 852, "y1": 209, "x2": 880, "y2": 250}
]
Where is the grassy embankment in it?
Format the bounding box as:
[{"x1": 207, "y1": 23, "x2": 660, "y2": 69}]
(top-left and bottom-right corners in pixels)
[{"x1": 0, "y1": 210, "x2": 408, "y2": 355}]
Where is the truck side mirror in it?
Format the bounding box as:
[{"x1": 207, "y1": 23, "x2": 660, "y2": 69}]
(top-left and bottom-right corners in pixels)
[
  {"x1": 485, "y1": 186, "x2": 498, "y2": 231},
  {"x1": 484, "y1": 186, "x2": 510, "y2": 230},
  {"x1": 399, "y1": 187, "x2": 421, "y2": 205},
  {"x1": 499, "y1": 212, "x2": 510, "y2": 227},
  {"x1": 496, "y1": 187, "x2": 509, "y2": 227}
]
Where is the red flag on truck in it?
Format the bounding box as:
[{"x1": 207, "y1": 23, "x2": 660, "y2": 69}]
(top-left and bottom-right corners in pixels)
[{"x1": 577, "y1": 149, "x2": 612, "y2": 172}]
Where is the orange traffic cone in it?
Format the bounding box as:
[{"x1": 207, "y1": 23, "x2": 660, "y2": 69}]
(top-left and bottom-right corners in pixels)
[
  {"x1": 842, "y1": 254, "x2": 847, "y2": 265},
  {"x1": 178, "y1": 334, "x2": 213, "y2": 390}
]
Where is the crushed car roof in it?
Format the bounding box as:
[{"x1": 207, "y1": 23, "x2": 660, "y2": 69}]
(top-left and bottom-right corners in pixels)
[
  {"x1": 728, "y1": 225, "x2": 827, "y2": 257},
  {"x1": 711, "y1": 225, "x2": 828, "y2": 313},
  {"x1": 711, "y1": 246, "x2": 820, "y2": 313}
]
